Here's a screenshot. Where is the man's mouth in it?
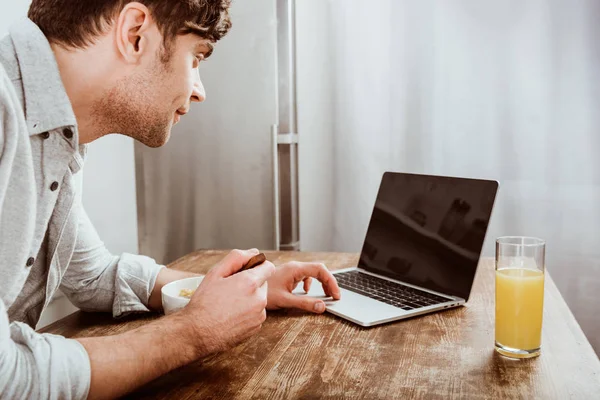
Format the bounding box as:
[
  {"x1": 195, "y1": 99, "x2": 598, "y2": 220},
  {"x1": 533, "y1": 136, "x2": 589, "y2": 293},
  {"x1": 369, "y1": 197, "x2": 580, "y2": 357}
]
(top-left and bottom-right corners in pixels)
[{"x1": 174, "y1": 109, "x2": 188, "y2": 124}]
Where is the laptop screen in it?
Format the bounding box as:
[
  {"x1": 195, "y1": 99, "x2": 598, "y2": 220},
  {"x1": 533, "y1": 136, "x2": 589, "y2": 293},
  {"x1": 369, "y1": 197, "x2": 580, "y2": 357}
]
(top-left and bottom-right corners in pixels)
[{"x1": 358, "y1": 172, "x2": 498, "y2": 301}]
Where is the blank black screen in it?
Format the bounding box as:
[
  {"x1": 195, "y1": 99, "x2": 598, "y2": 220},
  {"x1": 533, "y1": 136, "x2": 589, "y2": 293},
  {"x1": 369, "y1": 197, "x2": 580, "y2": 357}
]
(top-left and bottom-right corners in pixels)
[{"x1": 358, "y1": 172, "x2": 498, "y2": 301}]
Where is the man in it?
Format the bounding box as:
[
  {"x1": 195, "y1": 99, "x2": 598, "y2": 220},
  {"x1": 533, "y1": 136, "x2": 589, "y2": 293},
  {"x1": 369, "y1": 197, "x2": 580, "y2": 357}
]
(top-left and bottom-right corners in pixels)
[{"x1": 0, "y1": 1, "x2": 341, "y2": 398}]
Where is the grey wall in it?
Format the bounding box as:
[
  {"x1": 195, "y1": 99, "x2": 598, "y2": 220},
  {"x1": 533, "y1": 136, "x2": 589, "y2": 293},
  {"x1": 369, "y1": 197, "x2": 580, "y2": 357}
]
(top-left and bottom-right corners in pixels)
[{"x1": 296, "y1": 0, "x2": 335, "y2": 252}]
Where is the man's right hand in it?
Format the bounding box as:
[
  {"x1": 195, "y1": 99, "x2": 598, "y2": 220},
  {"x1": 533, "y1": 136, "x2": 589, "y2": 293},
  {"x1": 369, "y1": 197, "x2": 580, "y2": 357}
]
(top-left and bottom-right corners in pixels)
[
  {"x1": 75, "y1": 249, "x2": 275, "y2": 400},
  {"x1": 180, "y1": 249, "x2": 276, "y2": 356}
]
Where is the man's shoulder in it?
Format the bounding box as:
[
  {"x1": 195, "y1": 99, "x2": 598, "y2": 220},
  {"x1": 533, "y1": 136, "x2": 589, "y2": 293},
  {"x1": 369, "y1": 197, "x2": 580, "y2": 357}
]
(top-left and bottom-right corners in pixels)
[
  {"x1": 0, "y1": 34, "x2": 21, "y2": 83},
  {"x1": 0, "y1": 35, "x2": 25, "y2": 121},
  {"x1": 0, "y1": 60, "x2": 27, "y2": 149},
  {"x1": 0, "y1": 63, "x2": 22, "y2": 117}
]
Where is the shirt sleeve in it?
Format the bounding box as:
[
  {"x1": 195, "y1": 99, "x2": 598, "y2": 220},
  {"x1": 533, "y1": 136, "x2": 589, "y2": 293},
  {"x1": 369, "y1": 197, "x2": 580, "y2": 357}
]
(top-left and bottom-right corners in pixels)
[
  {"x1": 0, "y1": 299, "x2": 91, "y2": 400},
  {"x1": 59, "y1": 201, "x2": 165, "y2": 317}
]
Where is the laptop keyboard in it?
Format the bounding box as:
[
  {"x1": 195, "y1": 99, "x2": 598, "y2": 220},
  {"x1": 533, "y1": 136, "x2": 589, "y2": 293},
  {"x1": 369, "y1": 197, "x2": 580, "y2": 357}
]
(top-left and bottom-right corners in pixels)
[{"x1": 335, "y1": 270, "x2": 451, "y2": 311}]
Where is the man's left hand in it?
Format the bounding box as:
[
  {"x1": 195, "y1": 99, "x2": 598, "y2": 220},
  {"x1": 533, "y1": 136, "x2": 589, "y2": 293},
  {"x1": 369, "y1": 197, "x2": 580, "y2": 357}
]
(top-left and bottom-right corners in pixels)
[{"x1": 266, "y1": 262, "x2": 341, "y2": 314}]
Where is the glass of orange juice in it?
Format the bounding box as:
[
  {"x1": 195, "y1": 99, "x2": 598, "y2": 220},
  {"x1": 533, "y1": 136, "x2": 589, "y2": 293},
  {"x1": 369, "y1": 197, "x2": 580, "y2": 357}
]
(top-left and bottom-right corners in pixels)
[{"x1": 495, "y1": 236, "x2": 545, "y2": 359}]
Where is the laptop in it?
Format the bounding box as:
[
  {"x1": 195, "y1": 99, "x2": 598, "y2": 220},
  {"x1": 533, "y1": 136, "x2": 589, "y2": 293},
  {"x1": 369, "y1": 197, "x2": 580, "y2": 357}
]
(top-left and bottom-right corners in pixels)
[{"x1": 297, "y1": 172, "x2": 499, "y2": 327}]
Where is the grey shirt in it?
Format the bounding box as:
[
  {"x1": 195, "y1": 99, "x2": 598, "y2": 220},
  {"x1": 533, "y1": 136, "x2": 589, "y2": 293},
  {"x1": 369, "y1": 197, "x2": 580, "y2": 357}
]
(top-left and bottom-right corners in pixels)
[{"x1": 0, "y1": 19, "x2": 164, "y2": 399}]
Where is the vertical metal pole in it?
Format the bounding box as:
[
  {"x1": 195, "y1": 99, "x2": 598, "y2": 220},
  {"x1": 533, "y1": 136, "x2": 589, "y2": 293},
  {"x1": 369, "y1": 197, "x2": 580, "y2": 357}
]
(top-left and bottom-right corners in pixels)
[{"x1": 277, "y1": 0, "x2": 300, "y2": 251}]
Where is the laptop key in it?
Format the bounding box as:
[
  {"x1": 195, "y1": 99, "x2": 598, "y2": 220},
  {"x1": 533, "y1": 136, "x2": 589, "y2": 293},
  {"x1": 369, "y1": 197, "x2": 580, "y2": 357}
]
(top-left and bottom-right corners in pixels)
[{"x1": 335, "y1": 270, "x2": 451, "y2": 309}]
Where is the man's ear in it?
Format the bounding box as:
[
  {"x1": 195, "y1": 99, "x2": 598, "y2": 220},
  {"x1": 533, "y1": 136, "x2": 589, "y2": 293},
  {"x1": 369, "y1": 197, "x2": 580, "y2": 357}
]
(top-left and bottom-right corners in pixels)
[{"x1": 114, "y1": 2, "x2": 157, "y2": 64}]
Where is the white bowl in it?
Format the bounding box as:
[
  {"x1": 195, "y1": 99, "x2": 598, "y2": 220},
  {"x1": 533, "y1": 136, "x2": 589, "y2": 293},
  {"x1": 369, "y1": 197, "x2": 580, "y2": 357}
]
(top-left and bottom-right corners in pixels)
[{"x1": 161, "y1": 276, "x2": 204, "y2": 315}]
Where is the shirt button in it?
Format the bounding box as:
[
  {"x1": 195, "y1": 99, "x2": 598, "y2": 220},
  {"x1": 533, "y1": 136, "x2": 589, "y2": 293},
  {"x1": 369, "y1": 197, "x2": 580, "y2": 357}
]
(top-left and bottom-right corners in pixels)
[
  {"x1": 26, "y1": 257, "x2": 35, "y2": 267},
  {"x1": 50, "y1": 181, "x2": 59, "y2": 191},
  {"x1": 63, "y1": 127, "x2": 74, "y2": 139},
  {"x1": 41, "y1": 132, "x2": 50, "y2": 139}
]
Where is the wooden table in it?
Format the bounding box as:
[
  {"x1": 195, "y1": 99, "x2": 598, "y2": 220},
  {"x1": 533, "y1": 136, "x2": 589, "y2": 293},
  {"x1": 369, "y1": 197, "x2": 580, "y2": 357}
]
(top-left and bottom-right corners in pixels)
[{"x1": 42, "y1": 251, "x2": 600, "y2": 399}]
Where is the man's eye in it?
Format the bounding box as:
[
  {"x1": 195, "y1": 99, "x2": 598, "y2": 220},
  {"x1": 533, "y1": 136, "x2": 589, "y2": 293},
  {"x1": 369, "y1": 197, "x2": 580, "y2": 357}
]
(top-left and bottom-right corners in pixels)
[{"x1": 193, "y1": 55, "x2": 203, "y2": 68}]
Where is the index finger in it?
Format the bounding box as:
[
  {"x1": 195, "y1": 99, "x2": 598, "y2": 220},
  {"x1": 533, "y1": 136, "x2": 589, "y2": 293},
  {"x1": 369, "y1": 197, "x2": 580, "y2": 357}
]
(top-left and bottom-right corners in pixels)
[{"x1": 292, "y1": 262, "x2": 341, "y2": 300}]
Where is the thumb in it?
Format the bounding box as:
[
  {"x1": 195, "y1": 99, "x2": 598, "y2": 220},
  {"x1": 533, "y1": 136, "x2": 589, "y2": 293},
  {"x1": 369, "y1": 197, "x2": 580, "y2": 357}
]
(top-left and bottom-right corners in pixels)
[
  {"x1": 285, "y1": 293, "x2": 326, "y2": 314},
  {"x1": 212, "y1": 248, "x2": 259, "y2": 278}
]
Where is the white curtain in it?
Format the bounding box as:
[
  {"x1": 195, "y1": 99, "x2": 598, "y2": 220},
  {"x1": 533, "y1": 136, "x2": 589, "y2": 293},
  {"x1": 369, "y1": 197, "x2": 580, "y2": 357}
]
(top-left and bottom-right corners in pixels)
[{"x1": 328, "y1": 0, "x2": 600, "y2": 348}]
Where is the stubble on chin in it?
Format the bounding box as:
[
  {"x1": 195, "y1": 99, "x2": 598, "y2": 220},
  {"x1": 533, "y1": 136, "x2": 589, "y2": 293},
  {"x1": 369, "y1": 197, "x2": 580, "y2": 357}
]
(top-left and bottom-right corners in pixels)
[{"x1": 92, "y1": 76, "x2": 172, "y2": 148}]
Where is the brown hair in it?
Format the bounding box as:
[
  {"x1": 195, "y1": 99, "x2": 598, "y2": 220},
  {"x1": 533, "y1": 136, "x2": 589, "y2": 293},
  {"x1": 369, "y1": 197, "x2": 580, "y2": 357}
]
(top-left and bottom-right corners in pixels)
[{"x1": 28, "y1": 0, "x2": 232, "y2": 56}]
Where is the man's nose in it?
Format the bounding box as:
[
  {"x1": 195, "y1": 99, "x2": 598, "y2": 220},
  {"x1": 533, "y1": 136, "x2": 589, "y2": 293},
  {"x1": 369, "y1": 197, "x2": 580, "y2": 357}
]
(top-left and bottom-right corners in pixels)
[{"x1": 191, "y1": 72, "x2": 206, "y2": 103}]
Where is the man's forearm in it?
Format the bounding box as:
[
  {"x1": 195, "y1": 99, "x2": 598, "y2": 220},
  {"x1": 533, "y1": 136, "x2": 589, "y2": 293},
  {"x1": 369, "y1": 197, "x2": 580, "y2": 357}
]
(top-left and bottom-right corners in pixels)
[
  {"x1": 148, "y1": 267, "x2": 200, "y2": 311},
  {"x1": 77, "y1": 313, "x2": 204, "y2": 400},
  {"x1": 77, "y1": 267, "x2": 202, "y2": 399}
]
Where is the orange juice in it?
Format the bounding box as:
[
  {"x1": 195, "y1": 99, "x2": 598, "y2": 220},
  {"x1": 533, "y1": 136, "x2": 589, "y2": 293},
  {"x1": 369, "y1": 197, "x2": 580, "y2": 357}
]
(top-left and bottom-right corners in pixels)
[{"x1": 495, "y1": 268, "x2": 544, "y2": 351}]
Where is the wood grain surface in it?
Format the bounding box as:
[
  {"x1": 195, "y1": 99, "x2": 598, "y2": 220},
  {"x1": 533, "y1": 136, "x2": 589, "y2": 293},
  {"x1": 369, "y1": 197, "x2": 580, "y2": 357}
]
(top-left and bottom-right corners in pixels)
[{"x1": 41, "y1": 251, "x2": 600, "y2": 399}]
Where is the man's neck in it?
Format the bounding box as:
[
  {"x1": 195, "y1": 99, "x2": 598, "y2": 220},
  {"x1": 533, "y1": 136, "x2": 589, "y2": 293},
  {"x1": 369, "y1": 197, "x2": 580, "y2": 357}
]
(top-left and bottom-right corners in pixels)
[{"x1": 50, "y1": 38, "x2": 119, "y2": 144}]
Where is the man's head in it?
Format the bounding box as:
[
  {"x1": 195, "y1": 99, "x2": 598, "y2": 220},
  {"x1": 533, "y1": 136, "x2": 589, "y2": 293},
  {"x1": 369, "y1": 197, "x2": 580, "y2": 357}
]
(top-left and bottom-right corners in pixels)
[{"x1": 28, "y1": 0, "x2": 232, "y2": 147}]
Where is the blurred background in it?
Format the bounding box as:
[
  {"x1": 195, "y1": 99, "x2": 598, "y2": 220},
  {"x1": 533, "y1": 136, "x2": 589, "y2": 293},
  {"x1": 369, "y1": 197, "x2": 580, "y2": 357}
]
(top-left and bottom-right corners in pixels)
[{"x1": 2, "y1": 0, "x2": 599, "y2": 354}]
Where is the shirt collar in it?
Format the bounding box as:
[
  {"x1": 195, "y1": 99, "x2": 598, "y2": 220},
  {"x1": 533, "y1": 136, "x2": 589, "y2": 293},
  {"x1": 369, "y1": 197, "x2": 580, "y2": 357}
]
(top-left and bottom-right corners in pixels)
[{"x1": 9, "y1": 18, "x2": 77, "y2": 136}]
